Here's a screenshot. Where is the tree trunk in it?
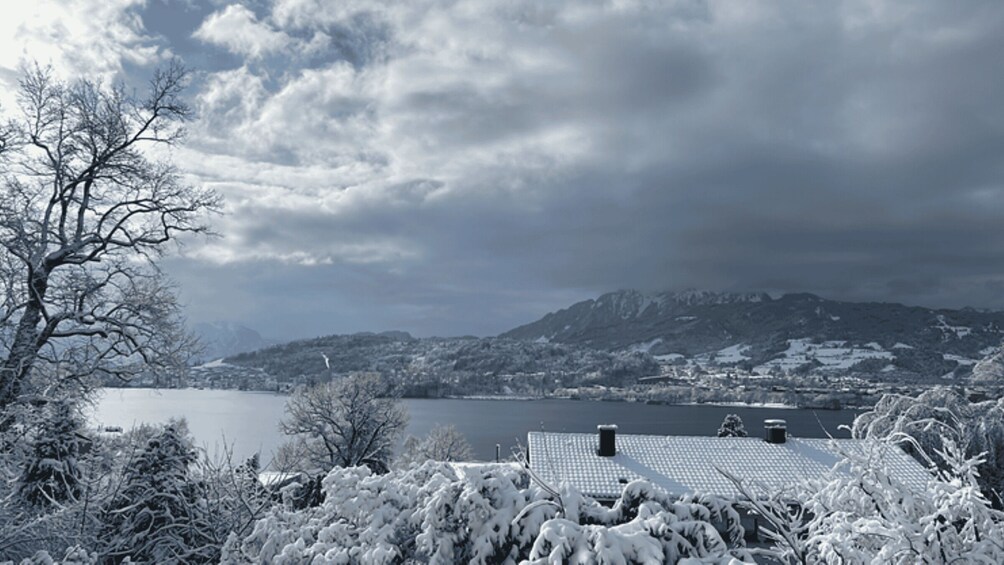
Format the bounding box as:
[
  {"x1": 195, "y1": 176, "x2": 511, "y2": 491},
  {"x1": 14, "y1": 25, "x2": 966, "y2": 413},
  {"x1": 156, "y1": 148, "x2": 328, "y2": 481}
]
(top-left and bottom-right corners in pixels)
[{"x1": 0, "y1": 271, "x2": 47, "y2": 411}]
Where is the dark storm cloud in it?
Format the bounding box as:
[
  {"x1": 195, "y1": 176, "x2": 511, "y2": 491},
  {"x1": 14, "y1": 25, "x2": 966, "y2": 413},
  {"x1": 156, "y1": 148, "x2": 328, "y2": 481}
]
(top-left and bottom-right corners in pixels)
[{"x1": 53, "y1": 0, "x2": 1004, "y2": 338}]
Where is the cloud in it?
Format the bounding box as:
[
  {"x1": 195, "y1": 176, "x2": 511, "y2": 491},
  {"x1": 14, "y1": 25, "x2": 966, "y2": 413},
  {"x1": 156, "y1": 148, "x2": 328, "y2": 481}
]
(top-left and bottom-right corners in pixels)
[
  {"x1": 9, "y1": 0, "x2": 1004, "y2": 338},
  {"x1": 168, "y1": 0, "x2": 1004, "y2": 336},
  {"x1": 0, "y1": 0, "x2": 165, "y2": 109},
  {"x1": 193, "y1": 4, "x2": 292, "y2": 59}
]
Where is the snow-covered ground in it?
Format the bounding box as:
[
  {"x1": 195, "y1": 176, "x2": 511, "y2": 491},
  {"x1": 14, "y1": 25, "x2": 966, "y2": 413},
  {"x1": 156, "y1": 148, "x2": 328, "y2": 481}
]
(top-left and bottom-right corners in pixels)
[
  {"x1": 627, "y1": 337, "x2": 663, "y2": 353},
  {"x1": 935, "y1": 314, "x2": 972, "y2": 338},
  {"x1": 653, "y1": 353, "x2": 685, "y2": 362},
  {"x1": 681, "y1": 401, "x2": 797, "y2": 409},
  {"x1": 943, "y1": 353, "x2": 978, "y2": 366},
  {"x1": 753, "y1": 338, "x2": 893, "y2": 374},
  {"x1": 695, "y1": 343, "x2": 751, "y2": 364}
]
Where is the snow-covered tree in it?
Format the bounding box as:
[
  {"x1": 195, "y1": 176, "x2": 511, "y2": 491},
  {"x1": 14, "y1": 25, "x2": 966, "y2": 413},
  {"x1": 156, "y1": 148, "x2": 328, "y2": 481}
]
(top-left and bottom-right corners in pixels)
[
  {"x1": 279, "y1": 374, "x2": 408, "y2": 473},
  {"x1": 717, "y1": 414, "x2": 748, "y2": 437},
  {"x1": 18, "y1": 401, "x2": 86, "y2": 507},
  {"x1": 397, "y1": 424, "x2": 474, "y2": 468},
  {"x1": 96, "y1": 425, "x2": 215, "y2": 563},
  {"x1": 0, "y1": 63, "x2": 218, "y2": 414}
]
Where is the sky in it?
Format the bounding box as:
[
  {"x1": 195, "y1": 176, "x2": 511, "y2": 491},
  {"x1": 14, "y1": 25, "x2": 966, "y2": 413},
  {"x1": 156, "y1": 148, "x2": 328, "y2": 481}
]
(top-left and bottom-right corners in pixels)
[{"x1": 2, "y1": 1, "x2": 1004, "y2": 340}]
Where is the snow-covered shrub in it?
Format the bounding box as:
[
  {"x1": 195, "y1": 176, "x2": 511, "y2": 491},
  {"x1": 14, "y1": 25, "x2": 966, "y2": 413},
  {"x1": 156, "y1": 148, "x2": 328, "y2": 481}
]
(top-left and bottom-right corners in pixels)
[
  {"x1": 804, "y1": 438, "x2": 1003, "y2": 563},
  {"x1": 228, "y1": 462, "x2": 523, "y2": 564},
  {"x1": 95, "y1": 425, "x2": 216, "y2": 563},
  {"x1": 195, "y1": 450, "x2": 277, "y2": 554},
  {"x1": 727, "y1": 434, "x2": 1004, "y2": 564},
  {"x1": 527, "y1": 481, "x2": 749, "y2": 564},
  {"x1": 853, "y1": 387, "x2": 1004, "y2": 507},
  {"x1": 415, "y1": 463, "x2": 546, "y2": 563},
  {"x1": 9, "y1": 545, "x2": 97, "y2": 565},
  {"x1": 0, "y1": 402, "x2": 106, "y2": 561},
  {"x1": 225, "y1": 461, "x2": 750, "y2": 564}
]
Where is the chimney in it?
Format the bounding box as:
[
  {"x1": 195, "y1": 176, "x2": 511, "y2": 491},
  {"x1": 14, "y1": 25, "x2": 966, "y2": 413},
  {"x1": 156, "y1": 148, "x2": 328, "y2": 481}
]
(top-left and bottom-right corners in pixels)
[
  {"x1": 597, "y1": 424, "x2": 618, "y2": 456},
  {"x1": 764, "y1": 419, "x2": 787, "y2": 444}
]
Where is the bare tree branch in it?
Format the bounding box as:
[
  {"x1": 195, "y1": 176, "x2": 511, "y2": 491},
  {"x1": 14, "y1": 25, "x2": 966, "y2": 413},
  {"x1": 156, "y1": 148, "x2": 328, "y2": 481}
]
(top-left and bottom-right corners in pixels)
[{"x1": 0, "y1": 62, "x2": 220, "y2": 412}]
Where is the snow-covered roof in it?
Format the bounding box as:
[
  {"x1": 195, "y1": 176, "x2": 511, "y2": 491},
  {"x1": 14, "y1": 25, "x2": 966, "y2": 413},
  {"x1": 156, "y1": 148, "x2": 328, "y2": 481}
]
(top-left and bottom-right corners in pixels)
[
  {"x1": 527, "y1": 431, "x2": 932, "y2": 501},
  {"x1": 258, "y1": 471, "x2": 306, "y2": 487}
]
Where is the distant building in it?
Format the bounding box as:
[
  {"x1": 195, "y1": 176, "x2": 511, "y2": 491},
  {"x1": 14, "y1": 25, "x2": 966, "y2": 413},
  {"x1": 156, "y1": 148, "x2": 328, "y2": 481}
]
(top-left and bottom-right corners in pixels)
[{"x1": 526, "y1": 420, "x2": 932, "y2": 537}]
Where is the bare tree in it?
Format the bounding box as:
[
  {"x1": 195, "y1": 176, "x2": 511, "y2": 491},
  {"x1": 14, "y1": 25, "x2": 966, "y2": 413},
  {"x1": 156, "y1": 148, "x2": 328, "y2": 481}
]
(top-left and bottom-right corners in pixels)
[
  {"x1": 397, "y1": 424, "x2": 474, "y2": 468},
  {"x1": 0, "y1": 63, "x2": 219, "y2": 411},
  {"x1": 280, "y1": 374, "x2": 408, "y2": 473}
]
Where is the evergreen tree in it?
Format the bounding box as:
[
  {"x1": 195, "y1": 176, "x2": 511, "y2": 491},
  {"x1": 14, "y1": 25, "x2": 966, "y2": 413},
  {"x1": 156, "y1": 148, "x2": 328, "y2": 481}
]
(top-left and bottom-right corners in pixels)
[
  {"x1": 18, "y1": 401, "x2": 86, "y2": 506},
  {"x1": 97, "y1": 425, "x2": 215, "y2": 563},
  {"x1": 717, "y1": 414, "x2": 748, "y2": 437}
]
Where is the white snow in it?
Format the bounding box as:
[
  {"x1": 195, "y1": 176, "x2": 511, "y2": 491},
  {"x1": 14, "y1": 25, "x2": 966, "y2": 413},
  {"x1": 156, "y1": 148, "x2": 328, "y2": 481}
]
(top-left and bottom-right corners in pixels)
[
  {"x1": 753, "y1": 338, "x2": 893, "y2": 374},
  {"x1": 708, "y1": 343, "x2": 751, "y2": 364},
  {"x1": 935, "y1": 315, "x2": 972, "y2": 338},
  {"x1": 892, "y1": 342, "x2": 914, "y2": 349},
  {"x1": 943, "y1": 353, "x2": 977, "y2": 366},
  {"x1": 628, "y1": 338, "x2": 663, "y2": 353},
  {"x1": 653, "y1": 353, "x2": 685, "y2": 362},
  {"x1": 682, "y1": 401, "x2": 797, "y2": 409}
]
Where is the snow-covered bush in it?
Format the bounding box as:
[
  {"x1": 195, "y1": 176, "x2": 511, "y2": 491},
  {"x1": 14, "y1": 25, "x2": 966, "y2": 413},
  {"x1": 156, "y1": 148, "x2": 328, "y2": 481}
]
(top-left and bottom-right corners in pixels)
[
  {"x1": 853, "y1": 387, "x2": 1004, "y2": 507},
  {"x1": 727, "y1": 434, "x2": 1004, "y2": 564},
  {"x1": 224, "y1": 461, "x2": 751, "y2": 564},
  {"x1": 8, "y1": 545, "x2": 97, "y2": 565},
  {"x1": 95, "y1": 425, "x2": 216, "y2": 563},
  {"x1": 527, "y1": 481, "x2": 748, "y2": 564},
  {"x1": 0, "y1": 402, "x2": 107, "y2": 561}
]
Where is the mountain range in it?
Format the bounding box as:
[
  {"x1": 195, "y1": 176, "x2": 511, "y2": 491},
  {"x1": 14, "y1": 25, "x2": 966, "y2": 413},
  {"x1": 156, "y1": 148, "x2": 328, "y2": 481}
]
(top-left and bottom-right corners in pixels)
[
  {"x1": 503, "y1": 290, "x2": 1004, "y2": 377},
  {"x1": 197, "y1": 290, "x2": 1004, "y2": 382},
  {"x1": 191, "y1": 321, "x2": 274, "y2": 363}
]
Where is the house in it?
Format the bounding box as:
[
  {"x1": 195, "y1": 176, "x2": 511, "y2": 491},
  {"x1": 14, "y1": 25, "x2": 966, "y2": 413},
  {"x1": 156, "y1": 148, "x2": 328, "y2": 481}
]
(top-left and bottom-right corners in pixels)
[{"x1": 526, "y1": 420, "x2": 932, "y2": 504}]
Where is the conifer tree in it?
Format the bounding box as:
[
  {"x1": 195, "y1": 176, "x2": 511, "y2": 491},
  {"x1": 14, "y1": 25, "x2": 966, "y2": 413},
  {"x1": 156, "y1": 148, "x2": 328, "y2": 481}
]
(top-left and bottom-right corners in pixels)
[
  {"x1": 97, "y1": 425, "x2": 214, "y2": 563},
  {"x1": 18, "y1": 401, "x2": 86, "y2": 506},
  {"x1": 717, "y1": 414, "x2": 748, "y2": 437}
]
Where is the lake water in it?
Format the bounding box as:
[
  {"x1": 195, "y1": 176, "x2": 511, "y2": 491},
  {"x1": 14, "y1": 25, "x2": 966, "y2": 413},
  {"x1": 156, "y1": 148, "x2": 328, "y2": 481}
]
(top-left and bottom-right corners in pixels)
[{"x1": 89, "y1": 388, "x2": 863, "y2": 465}]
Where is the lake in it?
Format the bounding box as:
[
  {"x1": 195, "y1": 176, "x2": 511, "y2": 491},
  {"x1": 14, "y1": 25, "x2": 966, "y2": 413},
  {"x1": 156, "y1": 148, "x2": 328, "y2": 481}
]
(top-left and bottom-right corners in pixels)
[{"x1": 89, "y1": 388, "x2": 863, "y2": 466}]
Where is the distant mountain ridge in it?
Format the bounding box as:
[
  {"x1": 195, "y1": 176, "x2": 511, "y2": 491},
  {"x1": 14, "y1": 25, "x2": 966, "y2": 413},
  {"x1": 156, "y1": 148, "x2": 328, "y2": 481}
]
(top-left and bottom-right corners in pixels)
[
  {"x1": 192, "y1": 321, "x2": 273, "y2": 363},
  {"x1": 501, "y1": 290, "x2": 1004, "y2": 378}
]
